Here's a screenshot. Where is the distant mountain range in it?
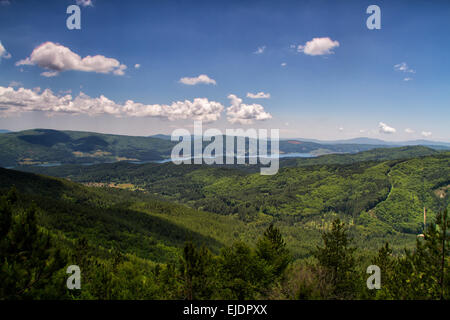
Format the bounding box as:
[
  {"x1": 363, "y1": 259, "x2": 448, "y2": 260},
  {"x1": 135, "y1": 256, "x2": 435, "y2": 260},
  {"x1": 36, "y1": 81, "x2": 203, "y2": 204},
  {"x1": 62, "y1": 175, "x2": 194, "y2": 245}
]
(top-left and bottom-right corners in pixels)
[
  {"x1": 0, "y1": 129, "x2": 12, "y2": 134},
  {"x1": 0, "y1": 129, "x2": 448, "y2": 167},
  {"x1": 286, "y1": 137, "x2": 450, "y2": 147},
  {"x1": 154, "y1": 134, "x2": 450, "y2": 147}
]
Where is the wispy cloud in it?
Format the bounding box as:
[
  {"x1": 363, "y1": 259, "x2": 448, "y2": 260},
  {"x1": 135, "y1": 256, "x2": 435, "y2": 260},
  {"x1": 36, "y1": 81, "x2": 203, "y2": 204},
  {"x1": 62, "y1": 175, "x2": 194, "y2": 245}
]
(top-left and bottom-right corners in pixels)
[
  {"x1": 405, "y1": 128, "x2": 415, "y2": 134},
  {"x1": 394, "y1": 62, "x2": 415, "y2": 74},
  {"x1": 254, "y1": 46, "x2": 266, "y2": 55},
  {"x1": 16, "y1": 42, "x2": 127, "y2": 77},
  {"x1": 421, "y1": 131, "x2": 432, "y2": 138},
  {"x1": 76, "y1": 0, "x2": 93, "y2": 7},
  {"x1": 297, "y1": 37, "x2": 340, "y2": 56},
  {"x1": 0, "y1": 41, "x2": 11, "y2": 60},
  {"x1": 8, "y1": 81, "x2": 22, "y2": 87},
  {"x1": 179, "y1": 74, "x2": 216, "y2": 86},
  {"x1": 246, "y1": 92, "x2": 271, "y2": 99}
]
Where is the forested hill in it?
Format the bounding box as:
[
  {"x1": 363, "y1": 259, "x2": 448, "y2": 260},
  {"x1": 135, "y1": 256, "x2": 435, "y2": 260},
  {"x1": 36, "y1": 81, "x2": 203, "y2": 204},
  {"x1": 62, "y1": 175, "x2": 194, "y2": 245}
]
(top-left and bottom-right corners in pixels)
[
  {"x1": 1, "y1": 128, "x2": 447, "y2": 167},
  {"x1": 0, "y1": 129, "x2": 175, "y2": 167},
  {"x1": 13, "y1": 148, "x2": 450, "y2": 255},
  {"x1": 0, "y1": 166, "x2": 240, "y2": 262}
]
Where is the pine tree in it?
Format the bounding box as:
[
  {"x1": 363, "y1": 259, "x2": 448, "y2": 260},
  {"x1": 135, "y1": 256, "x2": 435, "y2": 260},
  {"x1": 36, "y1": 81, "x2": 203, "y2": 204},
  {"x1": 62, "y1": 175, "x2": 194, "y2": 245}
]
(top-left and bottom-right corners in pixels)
[
  {"x1": 179, "y1": 241, "x2": 215, "y2": 300},
  {"x1": 314, "y1": 218, "x2": 357, "y2": 299},
  {"x1": 0, "y1": 189, "x2": 67, "y2": 299},
  {"x1": 373, "y1": 208, "x2": 449, "y2": 299},
  {"x1": 256, "y1": 224, "x2": 291, "y2": 279},
  {"x1": 409, "y1": 208, "x2": 449, "y2": 299}
]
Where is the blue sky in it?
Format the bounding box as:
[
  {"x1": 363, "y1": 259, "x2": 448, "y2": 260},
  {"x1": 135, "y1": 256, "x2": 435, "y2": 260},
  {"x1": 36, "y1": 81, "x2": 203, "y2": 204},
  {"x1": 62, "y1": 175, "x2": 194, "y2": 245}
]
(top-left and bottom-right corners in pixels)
[{"x1": 0, "y1": 0, "x2": 449, "y2": 141}]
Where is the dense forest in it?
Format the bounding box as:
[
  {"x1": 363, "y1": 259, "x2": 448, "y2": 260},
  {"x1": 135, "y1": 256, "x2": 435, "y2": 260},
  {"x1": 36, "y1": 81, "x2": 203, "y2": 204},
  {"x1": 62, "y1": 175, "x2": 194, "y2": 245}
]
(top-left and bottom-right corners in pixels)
[{"x1": 0, "y1": 146, "x2": 449, "y2": 299}]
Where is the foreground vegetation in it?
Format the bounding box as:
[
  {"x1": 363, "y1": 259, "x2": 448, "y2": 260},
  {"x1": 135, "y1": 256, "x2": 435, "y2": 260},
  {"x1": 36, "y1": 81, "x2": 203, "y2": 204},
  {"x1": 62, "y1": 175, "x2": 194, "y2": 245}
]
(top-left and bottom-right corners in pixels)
[{"x1": 0, "y1": 187, "x2": 447, "y2": 299}]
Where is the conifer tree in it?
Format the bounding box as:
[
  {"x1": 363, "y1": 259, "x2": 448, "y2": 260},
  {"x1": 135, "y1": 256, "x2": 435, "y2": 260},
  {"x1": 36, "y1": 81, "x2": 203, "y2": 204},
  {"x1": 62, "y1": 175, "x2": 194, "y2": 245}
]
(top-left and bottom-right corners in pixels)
[
  {"x1": 314, "y1": 218, "x2": 357, "y2": 299},
  {"x1": 256, "y1": 224, "x2": 291, "y2": 279},
  {"x1": 0, "y1": 188, "x2": 67, "y2": 299}
]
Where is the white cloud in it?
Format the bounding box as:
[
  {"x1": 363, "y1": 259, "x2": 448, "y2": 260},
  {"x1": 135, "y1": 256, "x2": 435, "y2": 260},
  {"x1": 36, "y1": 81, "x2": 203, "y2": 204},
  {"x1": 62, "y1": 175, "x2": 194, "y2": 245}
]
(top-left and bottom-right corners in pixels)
[
  {"x1": 0, "y1": 41, "x2": 11, "y2": 60},
  {"x1": 0, "y1": 85, "x2": 224, "y2": 122},
  {"x1": 281, "y1": 62, "x2": 287, "y2": 67},
  {"x1": 179, "y1": 74, "x2": 216, "y2": 86},
  {"x1": 226, "y1": 94, "x2": 272, "y2": 125},
  {"x1": 338, "y1": 127, "x2": 344, "y2": 132},
  {"x1": 378, "y1": 122, "x2": 396, "y2": 134},
  {"x1": 298, "y1": 37, "x2": 340, "y2": 56},
  {"x1": 41, "y1": 71, "x2": 59, "y2": 78},
  {"x1": 246, "y1": 92, "x2": 271, "y2": 99},
  {"x1": 421, "y1": 131, "x2": 432, "y2": 138},
  {"x1": 254, "y1": 46, "x2": 266, "y2": 54},
  {"x1": 15, "y1": 42, "x2": 127, "y2": 77},
  {"x1": 113, "y1": 64, "x2": 127, "y2": 76},
  {"x1": 405, "y1": 128, "x2": 415, "y2": 134},
  {"x1": 134, "y1": 64, "x2": 141, "y2": 69},
  {"x1": 394, "y1": 62, "x2": 415, "y2": 74},
  {"x1": 403, "y1": 77, "x2": 413, "y2": 82},
  {"x1": 76, "y1": 0, "x2": 93, "y2": 7}
]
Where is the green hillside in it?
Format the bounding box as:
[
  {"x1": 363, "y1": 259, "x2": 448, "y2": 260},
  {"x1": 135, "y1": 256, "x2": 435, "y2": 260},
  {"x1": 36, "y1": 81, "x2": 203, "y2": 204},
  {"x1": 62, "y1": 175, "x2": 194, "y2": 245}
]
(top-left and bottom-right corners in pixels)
[
  {"x1": 0, "y1": 129, "x2": 175, "y2": 167},
  {"x1": 2, "y1": 129, "x2": 444, "y2": 168},
  {"x1": 17, "y1": 147, "x2": 450, "y2": 254}
]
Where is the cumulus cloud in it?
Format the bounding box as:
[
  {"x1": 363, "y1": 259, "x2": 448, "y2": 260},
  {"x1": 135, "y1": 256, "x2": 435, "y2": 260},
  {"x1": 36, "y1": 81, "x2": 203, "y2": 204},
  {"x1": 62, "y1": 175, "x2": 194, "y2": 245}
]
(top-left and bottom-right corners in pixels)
[
  {"x1": 76, "y1": 0, "x2": 93, "y2": 7},
  {"x1": 405, "y1": 128, "x2": 415, "y2": 134},
  {"x1": 0, "y1": 41, "x2": 11, "y2": 60},
  {"x1": 246, "y1": 92, "x2": 271, "y2": 99},
  {"x1": 394, "y1": 62, "x2": 415, "y2": 74},
  {"x1": 15, "y1": 42, "x2": 127, "y2": 77},
  {"x1": 421, "y1": 131, "x2": 432, "y2": 138},
  {"x1": 298, "y1": 37, "x2": 340, "y2": 56},
  {"x1": 378, "y1": 122, "x2": 396, "y2": 134},
  {"x1": 0, "y1": 85, "x2": 224, "y2": 122},
  {"x1": 179, "y1": 74, "x2": 216, "y2": 86},
  {"x1": 281, "y1": 62, "x2": 287, "y2": 67},
  {"x1": 226, "y1": 94, "x2": 272, "y2": 125},
  {"x1": 254, "y1": 46, "x2": 266, "y2": 55},
  {"x1": 134, "y1": 64, "x2": 141, "y2": 69}
]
